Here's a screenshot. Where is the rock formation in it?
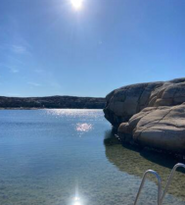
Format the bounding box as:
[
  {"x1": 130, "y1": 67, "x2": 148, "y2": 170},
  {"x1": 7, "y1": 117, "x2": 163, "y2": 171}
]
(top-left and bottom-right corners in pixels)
[{"x1": 104, "y1": 78, "x2": 185, "y2": 154}]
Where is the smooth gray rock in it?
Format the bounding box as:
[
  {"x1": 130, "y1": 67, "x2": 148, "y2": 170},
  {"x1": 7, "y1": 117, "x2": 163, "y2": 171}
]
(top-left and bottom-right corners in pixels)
[
  {"x1": 104, "y1": 82, "x2": 162, "y2": 127},
  {"x1": 104, "y1": 78, "x2": 185, "y2": 154},
  {"x1": 118, "y1": 104, "x2": 185, "y2": 153},
  {"x1": 104, "y1": 78, "x2": 185, "y2": 128}
]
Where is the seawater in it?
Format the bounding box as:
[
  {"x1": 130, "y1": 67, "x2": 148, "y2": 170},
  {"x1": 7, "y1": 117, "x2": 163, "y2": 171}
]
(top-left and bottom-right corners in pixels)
[{"x1": 0, "y1": 109, "x2": 185, "y2": 205}]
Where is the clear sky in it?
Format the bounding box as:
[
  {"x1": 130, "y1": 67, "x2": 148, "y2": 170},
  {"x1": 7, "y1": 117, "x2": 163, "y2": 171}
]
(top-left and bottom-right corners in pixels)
[{"x1": 0, "y1": 0, "x2": 185, "y2": 97}]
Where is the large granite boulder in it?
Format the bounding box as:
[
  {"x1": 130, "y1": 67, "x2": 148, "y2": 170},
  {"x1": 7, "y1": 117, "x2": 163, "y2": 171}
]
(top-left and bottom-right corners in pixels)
[
  {"x1": 104, "y1": 82, "x2": 163, "y2": 127},
  {"x1": 118, "y1": 103, "x2": 185, "y2": 154},
  {"x1": 104, "y1": 78, "x2": 185, "y2": 128},
  {"x1": 104, "y1": 78, "x2": 185, "y2": 154}
]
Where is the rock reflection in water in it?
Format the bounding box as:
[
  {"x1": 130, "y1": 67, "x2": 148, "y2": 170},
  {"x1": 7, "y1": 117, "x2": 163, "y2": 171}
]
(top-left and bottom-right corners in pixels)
[{"x1": 104, "y1": 130, "x2": 185, "y2": 204}]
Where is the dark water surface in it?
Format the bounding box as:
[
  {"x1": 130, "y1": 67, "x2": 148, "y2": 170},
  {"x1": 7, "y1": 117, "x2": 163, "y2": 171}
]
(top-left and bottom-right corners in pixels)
[{"x1": 0, "y1": 109, "x2": 185, "y2": 205}]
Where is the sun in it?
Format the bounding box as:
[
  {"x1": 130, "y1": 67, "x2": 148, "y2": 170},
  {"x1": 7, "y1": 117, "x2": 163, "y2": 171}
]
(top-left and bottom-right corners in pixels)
[{"x1": 71, "y1": 0, "x2": 83, "y2": 10}]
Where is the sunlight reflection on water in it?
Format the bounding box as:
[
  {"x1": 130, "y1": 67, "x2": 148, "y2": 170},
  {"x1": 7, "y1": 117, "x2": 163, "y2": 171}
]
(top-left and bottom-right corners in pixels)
[
  {"x1": 1, "y1": 110, "x2": 185, "y2": 205},
  {"x1": 45, "y1": 109, "x2": 101, "y2": 118},
  {"x1": 76, "y1": 123, "x2": 92, "y2": 132}
]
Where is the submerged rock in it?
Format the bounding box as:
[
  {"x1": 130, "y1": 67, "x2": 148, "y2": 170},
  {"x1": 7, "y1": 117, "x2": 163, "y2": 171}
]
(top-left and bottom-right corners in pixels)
[
  {"x1": 104, "y1": 133, "x2": 185, "y2": 201},
  {"x1": 104, "y1": 78, "x2": 185, "y2": 154}
]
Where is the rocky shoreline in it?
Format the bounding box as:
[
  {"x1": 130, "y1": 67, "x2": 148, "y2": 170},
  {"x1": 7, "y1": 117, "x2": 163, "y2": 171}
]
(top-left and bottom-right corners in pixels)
[
  {"x1": 104, "y1": 78, "x2": 185, "y2": 154},
  {"x1": 0, "y1": 96, "x2": 106, "y2": 109}
]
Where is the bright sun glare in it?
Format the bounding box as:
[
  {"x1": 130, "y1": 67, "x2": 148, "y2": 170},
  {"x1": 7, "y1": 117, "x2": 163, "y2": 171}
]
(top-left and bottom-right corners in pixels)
[
  {"x1": 73, "y1": 196, "x2": 82, "y2": 205},
  {"x1": 71, "y1": 0, "x2": 83, "y2": 10}
]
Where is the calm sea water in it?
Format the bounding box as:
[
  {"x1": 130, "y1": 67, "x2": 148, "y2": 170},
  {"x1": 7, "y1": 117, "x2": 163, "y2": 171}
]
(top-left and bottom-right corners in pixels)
[{"x1": 0, "y1": 109, "x2": 185, "y2": 205}]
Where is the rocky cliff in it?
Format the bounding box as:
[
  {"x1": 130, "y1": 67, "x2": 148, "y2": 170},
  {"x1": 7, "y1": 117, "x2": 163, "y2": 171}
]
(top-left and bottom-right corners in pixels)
[
  {"x1": 104, "y1": 78, "x2": 185, "y2": 154},
  {"x1": 0, "y1": 96, "x2": 106, "y2": 109}
]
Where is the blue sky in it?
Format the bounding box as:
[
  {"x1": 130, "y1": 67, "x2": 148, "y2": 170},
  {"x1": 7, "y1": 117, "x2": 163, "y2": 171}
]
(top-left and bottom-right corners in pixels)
[{"x1": 0, "y1": 0, "x2": 185, "y2": 97}]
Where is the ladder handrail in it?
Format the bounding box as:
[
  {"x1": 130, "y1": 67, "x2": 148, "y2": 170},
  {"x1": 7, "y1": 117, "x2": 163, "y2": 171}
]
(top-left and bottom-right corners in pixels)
[
  {"x1": 134, "y1": 169, "x2": 162, "y2": 205},
  {"x1": 160, "y1": 163, "x2": 185, "y2": 203},
  {"x1": 134, "y1": 163, "x2": 185, "y2": 205}
]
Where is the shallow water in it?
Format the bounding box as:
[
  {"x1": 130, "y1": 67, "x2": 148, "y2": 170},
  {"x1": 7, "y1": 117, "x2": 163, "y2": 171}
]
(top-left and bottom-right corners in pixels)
[{"x1": 0, "y1": 109, "x2": 185, "y2": 205}]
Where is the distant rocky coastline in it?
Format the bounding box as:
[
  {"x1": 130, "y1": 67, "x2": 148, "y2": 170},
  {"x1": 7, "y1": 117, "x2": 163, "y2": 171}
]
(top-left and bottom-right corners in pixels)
[
  {"x1": 104, "y1": 78, "x2": 185, "y2": 154},
  {"x1": 0, "y1": 96, "x2": 106, "y2": 109}
]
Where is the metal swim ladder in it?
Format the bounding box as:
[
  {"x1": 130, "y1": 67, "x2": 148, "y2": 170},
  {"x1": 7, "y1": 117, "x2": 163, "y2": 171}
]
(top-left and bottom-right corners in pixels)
[{"x1": 134, "y1": 163, "x2": 185, "y2": 205}]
